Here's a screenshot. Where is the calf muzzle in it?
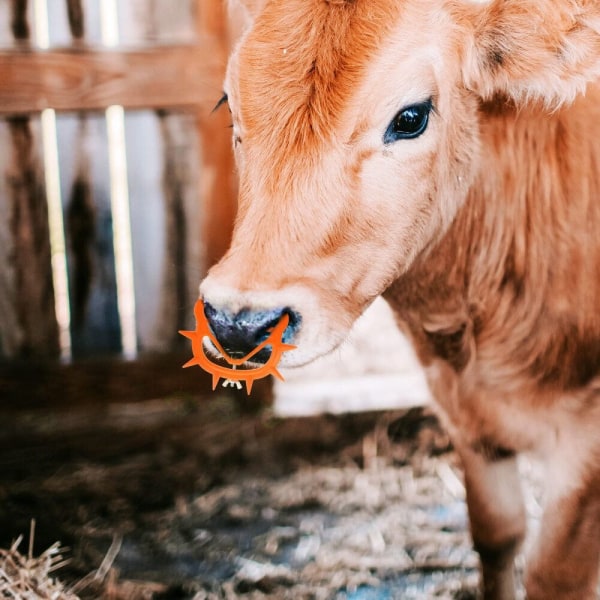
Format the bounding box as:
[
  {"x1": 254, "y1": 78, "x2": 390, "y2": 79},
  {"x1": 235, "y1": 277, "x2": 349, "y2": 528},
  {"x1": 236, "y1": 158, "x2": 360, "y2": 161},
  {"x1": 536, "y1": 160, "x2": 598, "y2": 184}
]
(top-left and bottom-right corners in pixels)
[{"x1": 203, "y1": 301, "x2": 301, "y2": 363}]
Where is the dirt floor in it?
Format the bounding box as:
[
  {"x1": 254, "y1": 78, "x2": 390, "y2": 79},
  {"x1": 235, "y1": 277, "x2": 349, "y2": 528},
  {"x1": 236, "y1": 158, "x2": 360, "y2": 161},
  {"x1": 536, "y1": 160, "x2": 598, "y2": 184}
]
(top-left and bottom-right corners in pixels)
[{"x1": 0, "y1": 393, "x2": 532, "y2": 599}]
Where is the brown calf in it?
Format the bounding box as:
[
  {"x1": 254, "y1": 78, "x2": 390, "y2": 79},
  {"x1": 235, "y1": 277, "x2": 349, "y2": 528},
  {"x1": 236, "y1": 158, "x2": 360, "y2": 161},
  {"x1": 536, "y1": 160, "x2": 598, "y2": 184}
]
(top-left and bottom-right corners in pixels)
[{"x1": 200, "y1": 1, "x2": 600, "y2": 598}]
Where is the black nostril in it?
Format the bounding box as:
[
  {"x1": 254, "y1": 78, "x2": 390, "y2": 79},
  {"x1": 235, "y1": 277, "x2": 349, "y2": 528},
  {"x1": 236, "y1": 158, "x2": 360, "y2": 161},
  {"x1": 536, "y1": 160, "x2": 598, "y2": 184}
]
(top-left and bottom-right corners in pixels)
[
  {"x1": 203, "y1": 302, "x2": 226, "y2": 336},
  {"x1": 239, "y1": 308, "x2": 284, "y2": 344},
  {"x1": 203, "y1": 302, "x2": 301, "y2": 362},
  {"x1": 280, "y1": 309, "x2": 301, "y2": 345}
]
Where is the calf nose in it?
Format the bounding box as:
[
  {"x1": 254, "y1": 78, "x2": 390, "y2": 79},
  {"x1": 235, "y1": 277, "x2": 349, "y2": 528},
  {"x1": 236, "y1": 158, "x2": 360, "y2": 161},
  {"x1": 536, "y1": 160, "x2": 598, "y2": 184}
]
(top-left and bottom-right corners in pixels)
[{"x1": 203, "y1": 302, "x2": 299, "y2": 360}]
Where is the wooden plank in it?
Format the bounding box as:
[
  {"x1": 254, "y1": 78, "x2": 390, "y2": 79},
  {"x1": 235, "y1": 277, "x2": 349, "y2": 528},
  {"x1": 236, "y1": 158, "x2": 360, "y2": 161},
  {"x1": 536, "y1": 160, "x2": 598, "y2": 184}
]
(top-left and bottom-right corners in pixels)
[
  {"x1": 155, "y1": 111, "x2": 196, "y2": 348},
  {"x1": 1, "y1": 117, "x2": 60, "y2": 360},
  {"x1": 195, "y1": 0, "x2": 237, "y2": 268},
  {"x1": 0, "y1": 44, "x2": 222, "y2": 114},
  {"x1": 0, "y1": 3, "x2": 58, "y2": 360}
]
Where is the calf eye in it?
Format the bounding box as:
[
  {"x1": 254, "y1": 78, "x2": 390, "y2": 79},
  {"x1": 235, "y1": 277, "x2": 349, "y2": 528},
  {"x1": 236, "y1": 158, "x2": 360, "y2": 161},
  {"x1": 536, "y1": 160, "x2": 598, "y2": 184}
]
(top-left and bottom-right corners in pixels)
[{"x1": 384, "y1": 99, "x2": 432, "y2": 143}]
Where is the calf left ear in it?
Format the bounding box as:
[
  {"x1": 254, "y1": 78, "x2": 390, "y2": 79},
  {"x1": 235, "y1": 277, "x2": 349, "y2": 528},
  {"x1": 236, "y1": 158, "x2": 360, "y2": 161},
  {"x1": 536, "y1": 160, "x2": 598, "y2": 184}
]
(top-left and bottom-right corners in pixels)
[{"x1": 456, "y1": 0, "x2": 600, "y2": 106}]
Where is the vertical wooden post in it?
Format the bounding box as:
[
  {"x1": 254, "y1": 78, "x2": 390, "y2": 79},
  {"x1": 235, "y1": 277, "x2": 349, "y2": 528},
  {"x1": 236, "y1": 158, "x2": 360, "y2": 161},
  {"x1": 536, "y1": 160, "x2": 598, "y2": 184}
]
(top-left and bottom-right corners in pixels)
[
  {"x1": 65, "y1": 0, "x2": 85, "y2": 40},
  {"x1": 157, "y1": 110, "x2": 190, "y2": 349},
  {"x1": 6, "y1": 117, "x2": 59, "y2": 359},
  {"x1": 2, "y1": 0, "x2": 59, "y2": 359},
  {"x1": 10, "y1": 0, "x2": 29, "y2": 41},
  {"x1": 65, "y1": 0, "x2": 94, "y2": 337},
  {"x1": 195, "y1": 0, "x2": 237, "y2": 271}
]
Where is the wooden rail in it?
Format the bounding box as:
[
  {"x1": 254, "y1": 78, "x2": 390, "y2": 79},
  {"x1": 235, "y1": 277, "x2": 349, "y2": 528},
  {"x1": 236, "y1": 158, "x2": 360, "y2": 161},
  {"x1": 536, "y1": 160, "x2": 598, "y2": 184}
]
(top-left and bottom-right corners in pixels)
[
  {"x1": 0, "y1": 43, "x2": 223, "y2": 114},
  {"x1": 0, "y1": 354, "x2": 272, "y2": 410}
]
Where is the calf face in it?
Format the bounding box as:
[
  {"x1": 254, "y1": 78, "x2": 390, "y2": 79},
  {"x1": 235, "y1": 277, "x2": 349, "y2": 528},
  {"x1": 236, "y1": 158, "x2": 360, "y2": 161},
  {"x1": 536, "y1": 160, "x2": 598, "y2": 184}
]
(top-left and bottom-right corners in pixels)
[
  {"x1": 200, "y1": 0, "x2": 600, "y2": 365},
  {"x1": 202, "y1": 0, "x2": 480, "y2": 364}
]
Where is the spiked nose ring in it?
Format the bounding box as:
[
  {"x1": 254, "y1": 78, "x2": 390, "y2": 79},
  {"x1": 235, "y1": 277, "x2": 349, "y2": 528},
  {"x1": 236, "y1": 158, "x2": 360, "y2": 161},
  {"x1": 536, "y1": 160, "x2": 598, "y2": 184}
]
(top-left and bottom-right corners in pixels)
[{"x1": 179, "y1": 299, "x2": 296, "y2": 394}]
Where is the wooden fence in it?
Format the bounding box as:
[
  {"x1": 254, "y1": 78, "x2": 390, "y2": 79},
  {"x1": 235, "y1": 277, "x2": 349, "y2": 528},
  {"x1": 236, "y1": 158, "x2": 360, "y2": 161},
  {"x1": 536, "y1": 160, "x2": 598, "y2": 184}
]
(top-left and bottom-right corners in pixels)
[{"x1": 0, "y1": 0, "x2": 243, "y2": 406}]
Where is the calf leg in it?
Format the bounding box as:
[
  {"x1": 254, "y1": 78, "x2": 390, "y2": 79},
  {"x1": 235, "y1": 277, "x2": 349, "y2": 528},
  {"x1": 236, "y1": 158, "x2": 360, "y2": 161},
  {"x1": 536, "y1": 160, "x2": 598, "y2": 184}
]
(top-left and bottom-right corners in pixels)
[
  {"x1": 525, "y1": 467, "x2": 600, "y2": 600},
  {"x1": 457, "y1": 444, "x2": 526, "y2": 600}
]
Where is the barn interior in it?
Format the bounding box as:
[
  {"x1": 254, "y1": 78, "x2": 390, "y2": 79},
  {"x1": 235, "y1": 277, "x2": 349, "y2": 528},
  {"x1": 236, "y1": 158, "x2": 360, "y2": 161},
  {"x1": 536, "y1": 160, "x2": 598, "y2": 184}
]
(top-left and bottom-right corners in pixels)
[{"x1": 0, "y1": 1, "x2": 544, "y2": 598}]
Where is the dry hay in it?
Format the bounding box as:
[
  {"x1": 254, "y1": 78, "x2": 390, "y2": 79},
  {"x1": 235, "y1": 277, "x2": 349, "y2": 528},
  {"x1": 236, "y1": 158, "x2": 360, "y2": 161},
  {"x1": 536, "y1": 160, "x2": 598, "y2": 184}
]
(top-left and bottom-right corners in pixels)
[
  {"x1": 0, "y1": 523, "x2": 76, "y2": 600},
  {"x1": 0, "y1": 402, "x2": 548, "y2": 599},
  {"x1": 181, "y1": 454, "x2": 482, "y2": 599}
]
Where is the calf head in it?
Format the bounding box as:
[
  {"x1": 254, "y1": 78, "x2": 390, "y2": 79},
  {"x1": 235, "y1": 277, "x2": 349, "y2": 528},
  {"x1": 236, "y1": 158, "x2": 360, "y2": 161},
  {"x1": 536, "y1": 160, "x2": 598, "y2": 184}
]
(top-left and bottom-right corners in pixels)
[{"x1": 200, "y1": 0, "x2": 600, "y2": 366}]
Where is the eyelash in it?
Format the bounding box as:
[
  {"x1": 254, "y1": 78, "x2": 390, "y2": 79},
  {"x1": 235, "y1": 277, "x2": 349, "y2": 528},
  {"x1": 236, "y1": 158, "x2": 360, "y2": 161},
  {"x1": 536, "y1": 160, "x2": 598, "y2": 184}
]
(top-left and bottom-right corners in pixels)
[{"x1": 213, "y1": 92, "x2": 229, "y2": 113}]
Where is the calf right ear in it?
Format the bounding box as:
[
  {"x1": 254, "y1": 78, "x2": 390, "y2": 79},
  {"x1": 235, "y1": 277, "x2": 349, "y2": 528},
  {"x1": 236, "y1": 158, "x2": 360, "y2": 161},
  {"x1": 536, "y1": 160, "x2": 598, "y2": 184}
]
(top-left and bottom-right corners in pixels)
[{"x1": 456, "y1": 0, "x2": 600, "y2": 107}]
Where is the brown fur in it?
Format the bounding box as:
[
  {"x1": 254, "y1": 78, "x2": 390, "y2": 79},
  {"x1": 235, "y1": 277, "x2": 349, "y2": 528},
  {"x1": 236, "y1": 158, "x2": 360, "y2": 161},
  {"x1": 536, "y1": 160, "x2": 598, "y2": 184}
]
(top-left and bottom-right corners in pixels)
[{"x1": 201, "y1": 1, "x2": 600, "y2": 597}]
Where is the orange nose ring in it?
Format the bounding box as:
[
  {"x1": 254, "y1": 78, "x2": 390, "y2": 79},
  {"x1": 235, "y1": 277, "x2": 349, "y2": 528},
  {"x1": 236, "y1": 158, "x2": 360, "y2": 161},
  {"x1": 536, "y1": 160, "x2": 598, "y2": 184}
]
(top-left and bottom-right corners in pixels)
[{"x1": 179, "y1": 299, "x2": 297, "y2": 394}]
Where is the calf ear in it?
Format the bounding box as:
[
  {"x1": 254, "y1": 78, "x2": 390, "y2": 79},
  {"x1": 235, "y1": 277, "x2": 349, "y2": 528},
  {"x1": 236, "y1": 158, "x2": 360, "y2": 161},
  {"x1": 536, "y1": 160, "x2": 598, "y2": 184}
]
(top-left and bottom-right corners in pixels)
[{"x1": 457, "y1": 0, "x2": 600, "y2": 106}]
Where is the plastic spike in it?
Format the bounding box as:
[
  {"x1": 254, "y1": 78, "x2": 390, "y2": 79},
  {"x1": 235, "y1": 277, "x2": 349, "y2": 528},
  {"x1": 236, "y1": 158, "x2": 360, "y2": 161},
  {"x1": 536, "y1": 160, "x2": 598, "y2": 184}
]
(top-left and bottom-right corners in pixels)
[
  {"x1": 211, "y1": 373, "x2": 221, "y2": 390},
  {"x1": 272, "y1": 368, "x2": 285, "y2": 382}
]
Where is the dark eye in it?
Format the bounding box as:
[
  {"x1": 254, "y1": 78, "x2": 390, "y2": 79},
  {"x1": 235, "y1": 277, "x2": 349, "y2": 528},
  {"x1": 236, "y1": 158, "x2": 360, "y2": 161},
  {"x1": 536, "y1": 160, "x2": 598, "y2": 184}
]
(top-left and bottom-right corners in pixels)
[{"x1": 384, "y1": 99, "x2": 432, "y2": 144}]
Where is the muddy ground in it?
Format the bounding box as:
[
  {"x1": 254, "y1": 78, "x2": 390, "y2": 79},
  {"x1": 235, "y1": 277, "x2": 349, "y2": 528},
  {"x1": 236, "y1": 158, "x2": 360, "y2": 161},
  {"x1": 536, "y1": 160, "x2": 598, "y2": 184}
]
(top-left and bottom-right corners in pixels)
[{"x1": 0, "y1": 393, "x2": 538, "y2": 599}]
